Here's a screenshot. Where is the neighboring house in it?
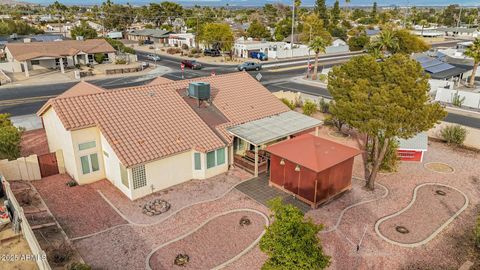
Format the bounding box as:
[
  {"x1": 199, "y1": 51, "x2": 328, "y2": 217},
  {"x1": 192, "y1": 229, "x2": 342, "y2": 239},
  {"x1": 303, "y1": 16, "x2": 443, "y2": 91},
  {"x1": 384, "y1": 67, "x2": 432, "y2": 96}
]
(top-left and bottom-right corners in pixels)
[
  {"x1": 2, "y1": 39, "x2": 116, "y2": 77},
  {"x1": 412, "y1": 53, "x2": 470, "y2": 80},
  {"x1": 127, "y1": 29, "x2": 173, "y2": 44},
  {"x1": 234, "y1": 38, "x2": 311, "y2": 59},
  {"x1": 435, "y1": 27, "x2": 480, "y2": 38},
  {"x1": 45, "y1": 23, "x2": 74, "y2": 37},
  {"x1": 397, "y1": 133, "x2": 428, "y2": 162},
  {"x1": 75, "y1": 20, "x2": 103, "y2": 32},
  {"x1": 325, "y1": 38, "x2": 350, "y2": 54},
  {"x1": 106, "y1": 31, "x2": 123, "y2": 39},
  {"x1": 168, "y1": 33, "x2": 195, "y2": 48},
  {"x1": 38, "y1": 72, "x2": 322, "y2": 200}
]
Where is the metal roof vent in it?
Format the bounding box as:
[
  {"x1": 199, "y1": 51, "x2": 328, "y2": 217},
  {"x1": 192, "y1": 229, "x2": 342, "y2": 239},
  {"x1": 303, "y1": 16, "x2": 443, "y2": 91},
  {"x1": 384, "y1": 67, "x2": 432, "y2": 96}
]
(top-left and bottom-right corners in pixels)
[{"x1": 187, "y1": 82, "x2": 210, "y2": 100}]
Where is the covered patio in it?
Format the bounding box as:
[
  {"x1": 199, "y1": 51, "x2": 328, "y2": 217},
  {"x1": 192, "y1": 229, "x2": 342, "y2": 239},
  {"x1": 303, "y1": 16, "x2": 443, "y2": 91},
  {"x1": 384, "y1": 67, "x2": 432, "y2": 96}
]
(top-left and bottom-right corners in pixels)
[{"x1": 227, "y1": 111, "x2": 322, "y2": 177}]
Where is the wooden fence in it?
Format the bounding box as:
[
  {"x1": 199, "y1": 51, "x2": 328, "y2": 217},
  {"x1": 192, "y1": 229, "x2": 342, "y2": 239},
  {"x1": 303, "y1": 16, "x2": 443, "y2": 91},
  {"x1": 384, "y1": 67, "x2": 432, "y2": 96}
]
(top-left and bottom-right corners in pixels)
[
  {"x1": 0, "y1": 155, "x2": 41, "y2": 181},
  {"x1": 2, "y1": 175, "x2": 51, "y2": 270}
]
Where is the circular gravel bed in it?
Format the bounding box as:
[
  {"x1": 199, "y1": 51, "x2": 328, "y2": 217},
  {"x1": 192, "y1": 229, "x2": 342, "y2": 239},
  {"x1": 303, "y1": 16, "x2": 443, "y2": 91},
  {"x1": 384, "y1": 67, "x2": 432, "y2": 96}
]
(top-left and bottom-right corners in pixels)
[
  {"x1": 328, "y1": 130, "x2": 350, "y2": 139},
  {"x1": 424, "y1": 162, "x2": 455, "y2": 174},
  {"x1": 375, "y1": 183, "x2": 468, "y2": 247},
  {"x1": 148, "y1": 210, "x2": 267, "y2": 270}
]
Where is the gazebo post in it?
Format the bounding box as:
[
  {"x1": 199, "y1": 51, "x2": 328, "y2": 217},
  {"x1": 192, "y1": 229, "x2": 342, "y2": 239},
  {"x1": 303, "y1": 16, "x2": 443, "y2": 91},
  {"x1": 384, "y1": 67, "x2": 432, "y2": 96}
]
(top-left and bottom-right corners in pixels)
[{"x1": 254, "y1": 145, "x2": 259, "y2": 177}]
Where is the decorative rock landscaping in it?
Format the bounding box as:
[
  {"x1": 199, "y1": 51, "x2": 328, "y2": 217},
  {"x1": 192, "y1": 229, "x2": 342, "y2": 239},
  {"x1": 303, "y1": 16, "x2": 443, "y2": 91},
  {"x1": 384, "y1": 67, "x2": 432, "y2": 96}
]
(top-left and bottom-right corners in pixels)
[
  {"x1": 375, "y1": 183, "x2": 468, "y2": 247},
  {"x1": 424, "y1": 162, "x2": 455, "y2": 174},
  {"x1": 142, "y1": 199, "x2": 171, "y2": 216}
]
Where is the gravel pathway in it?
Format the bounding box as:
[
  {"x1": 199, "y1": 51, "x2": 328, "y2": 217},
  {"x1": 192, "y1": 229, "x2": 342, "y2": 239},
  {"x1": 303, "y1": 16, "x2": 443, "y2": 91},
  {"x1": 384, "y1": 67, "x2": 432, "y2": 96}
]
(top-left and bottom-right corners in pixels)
[
  {"x1": 148, "y1": 210, "x2": 266, "y2": 270},
  {"x1": 93, "y1": 168, "x2": 251, "y2": 224},
  {"x1": 73, "y1": 190, "x2": 269, "y2": 270}
]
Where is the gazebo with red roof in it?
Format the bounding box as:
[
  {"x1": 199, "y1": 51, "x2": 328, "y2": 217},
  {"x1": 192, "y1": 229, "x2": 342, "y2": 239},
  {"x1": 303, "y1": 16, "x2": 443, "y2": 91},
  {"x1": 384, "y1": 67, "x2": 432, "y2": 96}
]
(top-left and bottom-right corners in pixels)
[{"x1": 266, "y1": 134, "x2": 361, "y2": 209}]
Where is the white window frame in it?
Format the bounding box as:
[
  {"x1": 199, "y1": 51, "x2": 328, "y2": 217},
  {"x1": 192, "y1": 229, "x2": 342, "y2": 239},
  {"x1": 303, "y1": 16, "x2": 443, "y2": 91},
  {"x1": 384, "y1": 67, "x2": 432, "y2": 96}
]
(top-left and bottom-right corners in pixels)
[{"x1": 80, "y1": 153, "x2": 99, "y2": 175}]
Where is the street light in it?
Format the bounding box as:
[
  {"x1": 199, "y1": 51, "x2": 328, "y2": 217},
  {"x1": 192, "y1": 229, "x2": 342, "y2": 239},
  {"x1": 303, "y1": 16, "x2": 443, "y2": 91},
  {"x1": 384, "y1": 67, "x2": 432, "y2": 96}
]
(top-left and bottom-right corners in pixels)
[{"x1": 290, "y1": 0, "x2": 295, "y2": 58}]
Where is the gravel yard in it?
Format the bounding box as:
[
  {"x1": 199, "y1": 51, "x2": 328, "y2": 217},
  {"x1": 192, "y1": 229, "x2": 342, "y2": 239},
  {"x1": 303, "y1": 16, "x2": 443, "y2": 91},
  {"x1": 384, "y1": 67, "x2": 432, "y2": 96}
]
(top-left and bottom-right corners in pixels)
[
  {"x1": 149, "y1": 211, "x2": 266, "y2": 270},
  {"x1": 31, "y1": 175, "x2": 127, "y2": 238}
]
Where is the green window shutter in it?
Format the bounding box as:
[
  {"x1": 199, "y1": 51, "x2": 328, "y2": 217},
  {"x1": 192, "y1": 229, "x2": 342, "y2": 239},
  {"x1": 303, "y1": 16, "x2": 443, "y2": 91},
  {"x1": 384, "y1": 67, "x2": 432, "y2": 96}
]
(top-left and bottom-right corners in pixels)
[
  {"x1": 194, "y1": 153, "x2": 201, "y2": 170},
  {"x1": 90, "y1": 153, "x2": 99, "y2": 172},
  {"x1": 206, "y1": 151, "x2": 216, "y2": 169},
  {"x1": 216, "y1": 148, "x2": 225, "y2": 165},
  {"x1": 79, "y1": 141, "x2": 96, "y2": 151},
  {"x1": 80, "y1": 155, "x2": 90, "y2": 174},
  {"x1": 120, "y1": 164, "x2": 129, "y2": 188}
]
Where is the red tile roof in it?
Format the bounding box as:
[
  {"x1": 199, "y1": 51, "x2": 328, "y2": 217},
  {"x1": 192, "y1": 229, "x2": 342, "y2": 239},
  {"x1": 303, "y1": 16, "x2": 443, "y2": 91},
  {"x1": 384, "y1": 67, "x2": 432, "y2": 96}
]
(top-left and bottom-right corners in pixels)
[
  {"x1": 6, "y1": 39, "x2": 116, "y2": 61},
  {"x1": 266, "y1": 134, "x2": 362, "y2": 172},
  {"x1": 39, "y1": 72, "x2": 289, "y2": 168},
  {"x1": 148, "y1": 76, "x2": 174, "y2": 85}
]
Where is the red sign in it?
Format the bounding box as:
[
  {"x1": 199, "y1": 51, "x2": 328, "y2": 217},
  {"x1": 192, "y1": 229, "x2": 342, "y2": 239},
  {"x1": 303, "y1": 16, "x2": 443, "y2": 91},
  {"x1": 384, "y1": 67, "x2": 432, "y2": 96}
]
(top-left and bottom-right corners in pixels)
[
  {"x1": 308, "y1": 63, "x2": 312, "y2": 71},
  {"x1": 180, "y1": 63, "x2": 185, "y2": 71}
]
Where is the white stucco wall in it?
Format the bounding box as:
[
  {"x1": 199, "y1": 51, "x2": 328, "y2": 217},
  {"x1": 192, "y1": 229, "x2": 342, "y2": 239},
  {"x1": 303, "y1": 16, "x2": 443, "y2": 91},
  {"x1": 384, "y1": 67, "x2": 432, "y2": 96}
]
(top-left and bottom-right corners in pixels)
[
  {"x1": 70, "y1": 127, "x2": 106, "y2": 184},
  {"x1": 100, "y1": 133, "x2": 132, "y2": 199},
  {"x1": 42, "y1": 108, "x2": 77, "y2": 180}
]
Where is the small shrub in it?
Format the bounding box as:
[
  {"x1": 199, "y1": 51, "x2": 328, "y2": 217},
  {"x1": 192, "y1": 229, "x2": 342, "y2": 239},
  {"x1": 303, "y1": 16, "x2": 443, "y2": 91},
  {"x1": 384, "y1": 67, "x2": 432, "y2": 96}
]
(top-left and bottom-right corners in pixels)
[
  {"x1": 68, "y1": 262, "x2": 92, "y2": 270},
  {"x1": 475, "y1": 215, "x2": 480, "y2": 248},
  {"x1": 74, "y1": 64, "x2": 81, "y2": 69},
  {"x1": 66, "y1": 180, "x2": 78, "y2": 187},
  {"x1": 48, "y1": 242, "x2": 74, "y2": 265},
  {"x1": 181, "y1": 44, "x2": 189, "y2": 50},
  {"x1": 440, "y1": 125, "x2": 467, "y2": 146},
  {"x1": 318, "y1": 98, "x2": 330, "y2": 113},
  {"x1": 115, "y1": 59, "x2": 127, "y2": 65},
  {"x1": 137, "y1": 40, "x2": 144, "y2": 46},
  {"x1": 302, "y1": 100, "x2": 317, "y2": 116},
  {"x1": 187, "y1": 54, "x2": 193, "y2": 57},
  {"x1": 94, "y1": 53, "x2": 105, "y2": 64},
  {"x1": 318, "y1": 73, "x2": 328, "y2": 82},
  {"x1": 280, "y1": 98, "x2": 296, "y2": 110},
  {"x1": 452, "y1": 92, "x2": 465, "y2": 107},
  {"x1": 166, "y1": 47, "x2": 181, "y2": 54},
  {"x1": 190, "y1": 48, "x2": 201, "y2": 54}
]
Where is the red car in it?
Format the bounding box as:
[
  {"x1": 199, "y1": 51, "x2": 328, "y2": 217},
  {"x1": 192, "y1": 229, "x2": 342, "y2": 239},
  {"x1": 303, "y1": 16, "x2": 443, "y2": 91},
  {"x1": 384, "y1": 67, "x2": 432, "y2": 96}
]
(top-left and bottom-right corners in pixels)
[{"x1": 181, "y1": 60, "x2": 203, "y2": 70}]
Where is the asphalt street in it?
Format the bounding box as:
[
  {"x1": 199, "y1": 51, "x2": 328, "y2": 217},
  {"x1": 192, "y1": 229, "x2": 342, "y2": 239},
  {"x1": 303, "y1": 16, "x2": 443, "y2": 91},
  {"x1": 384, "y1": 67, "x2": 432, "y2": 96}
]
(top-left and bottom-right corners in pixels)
[{"x1": 1, "y1": 48, "x2": 479, "y2": 130}]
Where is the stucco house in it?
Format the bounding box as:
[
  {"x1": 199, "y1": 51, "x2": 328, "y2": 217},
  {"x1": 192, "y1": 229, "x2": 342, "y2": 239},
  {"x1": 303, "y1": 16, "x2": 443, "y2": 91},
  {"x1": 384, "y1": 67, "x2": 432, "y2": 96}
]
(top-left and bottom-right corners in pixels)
[
  {"x1": 37, "y1": 72, "x2": 322, "y2": 200},
  {"x1": 2, "y1": 39, "x2": 116, "y2": 77}
]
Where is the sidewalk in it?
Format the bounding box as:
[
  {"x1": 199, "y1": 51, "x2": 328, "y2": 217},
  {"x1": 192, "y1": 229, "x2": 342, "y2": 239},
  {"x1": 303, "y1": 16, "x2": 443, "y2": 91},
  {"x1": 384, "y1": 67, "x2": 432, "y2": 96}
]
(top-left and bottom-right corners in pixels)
[{"x1": 290, "y1": 76, "x2": 328, "y2": 88}]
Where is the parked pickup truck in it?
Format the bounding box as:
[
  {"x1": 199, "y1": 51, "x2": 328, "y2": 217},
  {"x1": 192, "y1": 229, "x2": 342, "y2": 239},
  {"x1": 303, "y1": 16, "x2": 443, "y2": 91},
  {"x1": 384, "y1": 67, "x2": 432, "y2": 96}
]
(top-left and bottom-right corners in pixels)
[{"x1": 249, "y1": 51, "x2": 268, "y2": 61}]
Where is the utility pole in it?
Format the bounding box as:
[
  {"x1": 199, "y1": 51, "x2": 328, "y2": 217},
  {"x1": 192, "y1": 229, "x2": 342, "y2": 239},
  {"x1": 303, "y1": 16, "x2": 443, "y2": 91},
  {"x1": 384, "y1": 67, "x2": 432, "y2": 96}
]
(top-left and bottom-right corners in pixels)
[{"x1": 290, "y1": 0, "x2": 295, "y2": 58}]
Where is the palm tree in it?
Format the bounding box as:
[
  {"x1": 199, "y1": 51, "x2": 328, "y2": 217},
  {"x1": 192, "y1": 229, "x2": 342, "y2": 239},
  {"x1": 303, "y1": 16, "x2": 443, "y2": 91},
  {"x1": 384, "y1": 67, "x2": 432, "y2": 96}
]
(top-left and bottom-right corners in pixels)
[
  {"x1": 373, "y1": 29, "x2": 399, "y2": 55},
  {"x1": 419, "y1": 19, "x2": 429, "y2": 36},
  {"x1": 464, "y1": 38, "x2": 480, "y2": 87},
  {"x1": 309, "y1": 36, "x2": 329, "y2": 80}
]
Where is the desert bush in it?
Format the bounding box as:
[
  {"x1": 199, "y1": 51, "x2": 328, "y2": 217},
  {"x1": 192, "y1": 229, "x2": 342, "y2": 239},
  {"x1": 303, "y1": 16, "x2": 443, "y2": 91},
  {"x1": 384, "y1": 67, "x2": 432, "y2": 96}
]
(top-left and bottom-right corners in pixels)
[
  {"x1": 302, "y1": 100, "x2": 317, "y2": 116},
  {"x1": 166, "y1": 47, "x2": 182, "y2": 54},
  {"x1": 318, "y1": 98, "x2": 330, "y2": 113},
  {"x1": 66, "y1": 180, "x2": 78, "y2": 187},
  {"x1": 68, "y1": 262, "x2": 92, "y2": 270},
  {"x1": 137, "y1": 40, "x2": 144, "y2": 46},
  {"x1": 48, "y1": 242, "x2": 74, "y2": 265},
  {"x1": 440, "y1": 125, "x2": 467, "y2": 146},
  {"x1": 181, "y1": 44, "x2": 189, "y2": 50},
  {"x1": 187, "y1": 54, "x2": 193, "y2": 57},
  {"x1": 190, "y1": 48, "x2": 201, "y2": 54},
  {"x1": 260, "y1": 198, "x2": 330, "y2": 269},
  {"x1": 452, "y1": 93, "x2": 465, "y2": 107},
  {"x1": 115, "y1": 59, "x2": 127, "y2": 65},
  {"x1": 318, "y1": 73, "x2": 327, "y2": 82},
  {"x1": 281, "y1": 98, "x2": 296, "y2": 110}
]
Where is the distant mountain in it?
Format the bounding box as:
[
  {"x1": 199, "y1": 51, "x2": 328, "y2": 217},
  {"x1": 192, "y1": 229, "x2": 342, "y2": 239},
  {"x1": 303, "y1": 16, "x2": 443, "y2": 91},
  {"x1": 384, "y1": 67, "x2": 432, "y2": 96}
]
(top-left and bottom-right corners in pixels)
[
  {"x1": 0, "y1": 0, "x2": 31, "y2": 4},
  {"x1": 16, "y1": 0, "x2": 480, "y2": 6}
]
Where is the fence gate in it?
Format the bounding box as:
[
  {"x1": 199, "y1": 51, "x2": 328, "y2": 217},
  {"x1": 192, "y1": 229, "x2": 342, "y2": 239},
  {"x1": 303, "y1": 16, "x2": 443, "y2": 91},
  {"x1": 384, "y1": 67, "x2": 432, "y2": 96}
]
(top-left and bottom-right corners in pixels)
[{"x1": 37, "y1": 153, "x2": 59, "y2": 178}]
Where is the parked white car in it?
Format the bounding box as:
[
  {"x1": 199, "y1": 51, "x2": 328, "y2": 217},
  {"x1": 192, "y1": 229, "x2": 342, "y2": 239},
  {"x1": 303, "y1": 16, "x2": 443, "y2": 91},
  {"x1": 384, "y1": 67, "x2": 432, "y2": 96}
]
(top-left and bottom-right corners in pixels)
[{"x1": 146, "y1": 54, "x2": 161, "y2": 61}]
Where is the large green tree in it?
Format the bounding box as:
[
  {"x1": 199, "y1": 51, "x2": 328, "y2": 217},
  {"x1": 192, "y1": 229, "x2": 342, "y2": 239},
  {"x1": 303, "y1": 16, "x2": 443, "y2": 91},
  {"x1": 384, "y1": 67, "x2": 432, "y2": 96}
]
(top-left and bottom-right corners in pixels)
[
  {"x1": 465, "y1": 38, "x2": 480, "y2": 87},
  {"x1": 314, "y1": 0, "x2": 329, "y2": 27},
  {"x1": 395, "y1": 29, "x2": 430, "y2": 54},
  {"x1": 328, "y1": 54, "x2": 446, "y2": 189},
  {"x1": 70, "y1": 21, "x2": 98, "y2": 40},
  {"x1": 299, "y1": 14, "x2": 331, "y2": 44},
  {"x1": 198, "y1": 23, "x2": 234, "y2": 54},
  {"x1": 247, "y1": 19, "x2": 271, "y2": 39},
  {"x1": 330, "y1": 0, "x2": 341, "y2": 26},
  {"x1": 0, "y1": 113, "x2": 22, "y2": 160},
  {"x1": 259, "y1": 198, "x2": 330, "y2": 270},
  {"x1": 274, "y1": 18, "x2": 292, "y2": 41}
]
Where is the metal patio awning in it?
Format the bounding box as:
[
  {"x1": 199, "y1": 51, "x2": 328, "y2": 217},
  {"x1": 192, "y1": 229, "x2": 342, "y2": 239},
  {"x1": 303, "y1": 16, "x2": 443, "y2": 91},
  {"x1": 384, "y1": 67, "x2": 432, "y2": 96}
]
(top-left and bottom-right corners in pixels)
[{"x1": 227, "y1": 111, "x2": 322, "y2": 146}]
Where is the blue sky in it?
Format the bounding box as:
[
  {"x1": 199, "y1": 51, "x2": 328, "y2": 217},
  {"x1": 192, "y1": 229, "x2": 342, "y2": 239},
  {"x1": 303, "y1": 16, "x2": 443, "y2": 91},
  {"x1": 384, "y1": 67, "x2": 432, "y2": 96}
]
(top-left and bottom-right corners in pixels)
[{"x1": 24, "y1": 0, "x2": 480, "y2": 7}]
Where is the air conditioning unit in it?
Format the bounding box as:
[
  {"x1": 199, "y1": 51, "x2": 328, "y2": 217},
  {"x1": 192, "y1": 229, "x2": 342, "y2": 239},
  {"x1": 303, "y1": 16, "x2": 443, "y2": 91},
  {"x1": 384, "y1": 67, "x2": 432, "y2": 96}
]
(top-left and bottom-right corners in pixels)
[{"x1": 187, "y1": 82, "x2": 210, "y2": 100}]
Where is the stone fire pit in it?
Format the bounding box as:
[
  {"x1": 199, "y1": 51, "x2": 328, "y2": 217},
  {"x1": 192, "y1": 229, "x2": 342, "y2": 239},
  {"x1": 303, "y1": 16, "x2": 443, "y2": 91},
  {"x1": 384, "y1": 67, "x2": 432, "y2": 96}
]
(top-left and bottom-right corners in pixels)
[{"x1": 142, "y1": 199, "x2": 171, "y2": 216}]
